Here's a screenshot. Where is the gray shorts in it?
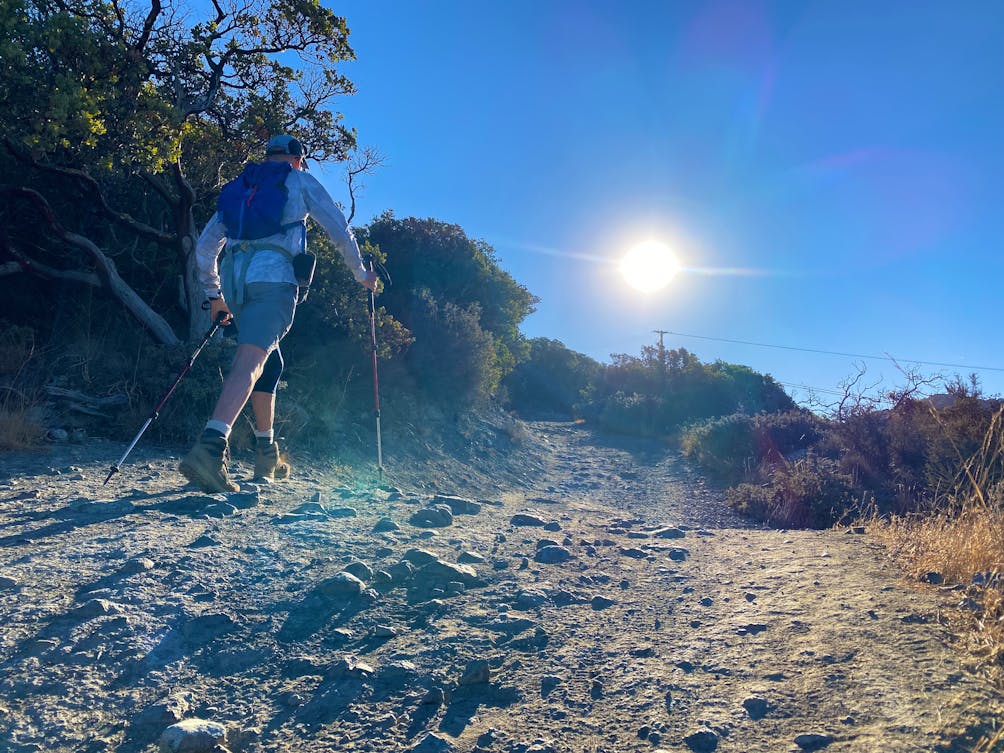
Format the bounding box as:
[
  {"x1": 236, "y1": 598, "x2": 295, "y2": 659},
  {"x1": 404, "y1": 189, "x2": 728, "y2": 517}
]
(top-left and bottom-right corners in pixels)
[{"x1": 233, "y1": 282, "x2": 297, "y2": 352}]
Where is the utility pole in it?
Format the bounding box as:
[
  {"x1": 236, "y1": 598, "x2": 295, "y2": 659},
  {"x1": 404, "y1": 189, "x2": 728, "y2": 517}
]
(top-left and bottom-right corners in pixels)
[{"x1": 653, "y1": 329, "x2": 668, "y2": 368}]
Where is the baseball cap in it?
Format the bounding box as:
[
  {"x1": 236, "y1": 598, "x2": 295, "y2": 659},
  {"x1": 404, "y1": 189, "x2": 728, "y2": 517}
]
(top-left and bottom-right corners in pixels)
[{"x1": 265, "y1": 135, "x2": 305, "y2": 157}]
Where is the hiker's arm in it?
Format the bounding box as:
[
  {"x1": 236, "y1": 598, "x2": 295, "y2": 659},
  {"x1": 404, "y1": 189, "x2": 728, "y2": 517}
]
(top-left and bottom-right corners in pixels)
[
  {"x1": 300, "y1": 175, "x2": 371, "y2": 286},
  {"x1": 194, "y1": 214, "x2": 228, "y2": 300}
]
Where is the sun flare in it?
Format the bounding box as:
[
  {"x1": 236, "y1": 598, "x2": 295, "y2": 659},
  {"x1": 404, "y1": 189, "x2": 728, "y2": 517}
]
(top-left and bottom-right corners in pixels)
[{"x1": 619, "y1": 240, "x2": 680, "y2": 293}]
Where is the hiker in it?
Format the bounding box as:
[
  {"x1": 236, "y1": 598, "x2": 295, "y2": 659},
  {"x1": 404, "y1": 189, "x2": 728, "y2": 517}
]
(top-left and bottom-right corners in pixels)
[{"x1": 179, "y1": 135, "x2": 377, "y2": 493}]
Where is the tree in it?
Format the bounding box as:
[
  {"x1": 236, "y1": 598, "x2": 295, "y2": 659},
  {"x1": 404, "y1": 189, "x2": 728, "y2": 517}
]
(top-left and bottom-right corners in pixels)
[
  {"x1": 504, "y1": 337, "x2": 602, "y2": 416},
  {"x1": 358, "y1": 213, "x2": 539, "y2": 403},
  {"x1": 1, "y1": 0, "x2": 358, "y2": 342}
]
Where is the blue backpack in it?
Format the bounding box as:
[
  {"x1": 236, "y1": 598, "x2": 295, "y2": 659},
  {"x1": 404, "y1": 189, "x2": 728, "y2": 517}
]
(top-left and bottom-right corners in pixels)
[{"x1": 217, "y1": 161, "x2": 300, "y2": 240}]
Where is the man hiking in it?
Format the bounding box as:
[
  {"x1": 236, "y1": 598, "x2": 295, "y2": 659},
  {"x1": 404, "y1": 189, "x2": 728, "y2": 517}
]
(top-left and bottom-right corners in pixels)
[{"x1": 179, "y1": 135, "x2": 377, "y2": 493}]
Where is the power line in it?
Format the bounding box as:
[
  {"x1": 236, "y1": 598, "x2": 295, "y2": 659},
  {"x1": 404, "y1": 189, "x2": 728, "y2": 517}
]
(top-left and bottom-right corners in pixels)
[
  {"x1": 777, "y1": 381, "x2": 849, "y2": 398},
  {"x1": 663, "y1": 330, "x2": 1004, "y2": 374}
]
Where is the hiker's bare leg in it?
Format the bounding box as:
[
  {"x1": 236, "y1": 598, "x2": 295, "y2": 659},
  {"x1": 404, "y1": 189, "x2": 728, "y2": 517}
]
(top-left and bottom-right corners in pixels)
[
  {"x1": 210, "y1": 344, "x2": 269, "y2": 427},
  {"x1": 251, "y1": 390, "x2": 276, "y2": 433}
]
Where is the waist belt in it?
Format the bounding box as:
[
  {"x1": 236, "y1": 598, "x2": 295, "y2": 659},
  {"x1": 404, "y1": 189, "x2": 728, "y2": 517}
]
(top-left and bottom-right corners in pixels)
[{"x1": 226, "y1": 241, "x2": 294, "y2": 306}]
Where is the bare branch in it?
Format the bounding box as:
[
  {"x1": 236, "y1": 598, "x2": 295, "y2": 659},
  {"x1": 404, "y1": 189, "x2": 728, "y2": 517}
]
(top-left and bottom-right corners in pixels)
[
  {"x1": 172, "y1": 159, "x2": 197, "y2": 206},
  {"x1": 344, "y1": 146, "x2": 386, "y2": 224}
]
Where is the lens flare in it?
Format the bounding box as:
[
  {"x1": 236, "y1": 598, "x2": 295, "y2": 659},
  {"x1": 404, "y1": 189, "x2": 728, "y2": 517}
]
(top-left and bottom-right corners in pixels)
[{"x1": 619, "y1": 240, "x2": 680, "y2": 293}]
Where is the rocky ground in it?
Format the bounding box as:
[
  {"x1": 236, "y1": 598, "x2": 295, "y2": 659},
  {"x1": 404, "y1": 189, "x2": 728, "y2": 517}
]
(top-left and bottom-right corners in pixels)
[{"x1": 1, "y1": 419, "x2": 1002, "y2": 753}]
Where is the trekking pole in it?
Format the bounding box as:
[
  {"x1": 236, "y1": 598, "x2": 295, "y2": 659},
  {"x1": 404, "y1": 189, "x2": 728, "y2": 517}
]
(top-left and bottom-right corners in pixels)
[
  {"x1": 365, "y1": 255, "x2": 391, "y2": 482},
  {"x1": 103, "y1": 312, "x2": 228, "y2": 485}
]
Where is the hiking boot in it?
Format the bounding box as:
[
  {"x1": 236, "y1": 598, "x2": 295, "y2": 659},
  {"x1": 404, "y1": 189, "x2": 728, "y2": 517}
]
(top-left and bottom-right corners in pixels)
[
  {"x1": 179, "y1": 434, "x2": 239, "y2": 493},
  {"x1": 255, "y1": 440, "x2": 291, "y2": 482}
]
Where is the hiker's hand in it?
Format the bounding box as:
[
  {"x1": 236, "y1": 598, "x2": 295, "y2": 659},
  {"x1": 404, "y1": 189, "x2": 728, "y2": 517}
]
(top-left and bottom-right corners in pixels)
[
  {"x1": 209, "y1": 298, "x2": 233, "y2": 326},
  {"x1": 361, "y1": 269, "x2": 378, "y2": 292}
]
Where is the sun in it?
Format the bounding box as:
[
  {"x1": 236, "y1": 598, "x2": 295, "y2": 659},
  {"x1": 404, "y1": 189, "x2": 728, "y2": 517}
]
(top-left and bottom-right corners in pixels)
[{"x1": 619, "y1": 240, "x2": 681, "y2": 293}]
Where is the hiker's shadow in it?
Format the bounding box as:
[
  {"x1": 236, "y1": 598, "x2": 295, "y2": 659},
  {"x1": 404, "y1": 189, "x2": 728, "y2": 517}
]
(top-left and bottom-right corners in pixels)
[
  {"x1": 275, "y1": 591, "x2": 369, "y2": 644},
  {"x1": 0, "y1": 499, "x2": 139, "y2": 546},
  {"x1": 0, "y1": 486, "x2": 254, "y2": 546}
]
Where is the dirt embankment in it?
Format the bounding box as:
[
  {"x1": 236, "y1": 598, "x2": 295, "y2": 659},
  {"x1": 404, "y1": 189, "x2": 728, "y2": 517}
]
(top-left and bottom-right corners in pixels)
[{"x1": 0, "y1": 420, "x2": 1000, "y2": 753}]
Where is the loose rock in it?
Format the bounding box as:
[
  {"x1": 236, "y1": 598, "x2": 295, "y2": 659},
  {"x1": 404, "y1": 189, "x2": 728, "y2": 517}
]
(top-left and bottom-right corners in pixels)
[
  {"x1": 313, "y1": 571, "x2": 365, "y2": 599},
  {"x1": 342, "y1": 561, "x2": 373, "y2": 582},
  {"x1": 410, "y1": 505, "x2": 454, "y2": 528},
  {"x1": 534, "y1": 545, "x2": 572, "y2": 564},
  {"x1": 683, "y1": 728, "x2": 718, "y2": 752},
  {"x1": 373, "y1": 517, "x2": 401, "y2": 533},
  {"x1": 795, "y1": 733, "x2": 835, "y2": 750},
  {"x1": 410, "y1": 732, "x2": 456, "y2": 752},
  {"x1": 403, "y1": 548, "x2": 440, "y2": 566},
  {"x1": 72, "y1": 599, "x2": 120, "y2": 618},
  {"x1": 433, "y1": 494, "x2": 482, "y2": 515},
  {"x1": 591, "y1": 595, "x2": 617, "y2": 610},
  {"x1": 0, "y1": 576, "x2": 19, "y2": 590},
  {"x1": 459, "y1": 659, "x2": 492, "y2": 686},
  {"x1": 743, "y1": 696, "x2": 770, "y2": 719},
  {"x1": 158, "y1": 718, "x2": 227, "y2": 753},
  {"x1": 654, "y1": 527, "x2": 686, "y2": 539}
]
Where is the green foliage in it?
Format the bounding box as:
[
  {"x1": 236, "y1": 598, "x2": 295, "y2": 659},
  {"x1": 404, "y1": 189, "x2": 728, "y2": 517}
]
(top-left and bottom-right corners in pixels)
[
  {"x1": 358, "y1": 214, "x2": 538, "y2": 406},
  {"x1": 405, "y1": 290, "x2": 502, "y2": 405},
  {"x1": 579, "y1": 346, "x2": 796, "y2": 437},
  {"x1": 681, "y1": 414, "x2": 759, "y2": 482},
  {"x1": 1, "y1": 0, "x2": 361, "y2": 342},
  {"x1": 680, "y1": 410, "x2": 823, "y2": 482},
  {"x1": 503, "y1": 337, "x2": 602, "y2": 416},
  {"x1": 596, "y1": 391, "x2": 662, "y2": 436}
]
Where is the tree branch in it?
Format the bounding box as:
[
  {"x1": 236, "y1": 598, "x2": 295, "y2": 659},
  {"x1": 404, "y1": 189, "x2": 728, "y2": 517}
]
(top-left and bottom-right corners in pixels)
[
  {"x1": 140, "y1": 171, "x2": 177, "y2": 207},
  {"x1": 345, "y1": 146, "x2": 386, "y2": 224},
  {"x1": 4, "y1": 138, "x2": 174, "y2": 244},
  {"x1": 5, "y1": 244, "x2": 102, "y2": 286},
  {"x1": 133, "y1": 0, "x2": 162, "y2": 55}
]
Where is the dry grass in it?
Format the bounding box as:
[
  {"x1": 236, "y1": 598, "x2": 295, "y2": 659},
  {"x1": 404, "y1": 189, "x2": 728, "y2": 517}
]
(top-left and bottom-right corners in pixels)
[
  {"x1": 867, "y1": 406, "x2": 1004, "y2": 691},
  {"x1": 0, "y1": 325, "x2": 46, "y2": 450},
  {"x1": 0, "y1": 394, "x2": 46, "y2": 450},
  {"x1": 869, "y1": 501, "x2": 1004, "y2": 751}
]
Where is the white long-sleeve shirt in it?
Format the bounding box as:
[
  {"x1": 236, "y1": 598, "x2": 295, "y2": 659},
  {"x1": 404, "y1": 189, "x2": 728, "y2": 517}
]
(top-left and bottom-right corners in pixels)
[{"x1": 195, "y1": 167, "x2": 368, "y2": 299}]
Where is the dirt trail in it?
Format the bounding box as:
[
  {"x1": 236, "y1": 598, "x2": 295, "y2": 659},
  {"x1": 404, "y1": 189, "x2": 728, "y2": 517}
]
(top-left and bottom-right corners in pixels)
[{"x1": 0, "y1": 419, "x2": 1000, "y2": 753}]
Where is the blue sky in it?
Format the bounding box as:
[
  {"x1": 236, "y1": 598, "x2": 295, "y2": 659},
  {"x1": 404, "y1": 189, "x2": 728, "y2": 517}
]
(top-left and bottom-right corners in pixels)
[{"x1": 312, "y1": 1, "x2": 1004, "y2": 406}]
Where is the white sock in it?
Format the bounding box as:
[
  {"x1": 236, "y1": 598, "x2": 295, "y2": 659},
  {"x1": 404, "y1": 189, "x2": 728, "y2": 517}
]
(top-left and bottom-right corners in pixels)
[
  {"x1": 254, "y1": 429, "x2": 274, "y2": 444},
  {"x1": 205, "y1": 419, "x2": 231, "y2": 438}
]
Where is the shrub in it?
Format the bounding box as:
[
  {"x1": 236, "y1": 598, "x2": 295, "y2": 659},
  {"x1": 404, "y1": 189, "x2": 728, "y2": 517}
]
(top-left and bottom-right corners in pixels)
[
  {"x1": 0, "y1": 322, "x2": 45, "y2": 450},
  {"x1": 681, "y1": 413, "x2": 758, "y2": 482},
  {"x1": 727, "y1": 454, "x2": 861, "y2": 529},
  {"x1": 681, "y1": 410, "x2": 823, "y2": 482},
  {"x1": 596, "y1": 391, "x2": 661, "y2": 436},
  {"x1": 404, "y1": 290, "x2": 500, "y2": 406}
]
